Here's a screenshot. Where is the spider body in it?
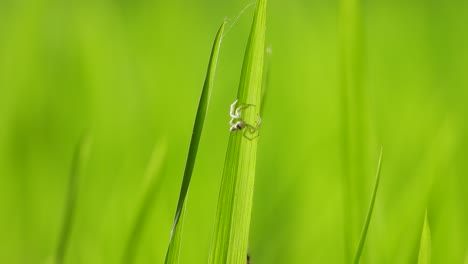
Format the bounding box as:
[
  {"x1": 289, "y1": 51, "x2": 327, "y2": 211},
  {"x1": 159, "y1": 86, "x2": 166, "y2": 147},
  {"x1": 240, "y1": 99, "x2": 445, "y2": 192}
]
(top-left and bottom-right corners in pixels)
[
  {"x1": 229, "y1": 99, "x2": 261, "y2": 140},
  {"x1": 230, "y1": 120, "x2": 247, "y2": 132}
]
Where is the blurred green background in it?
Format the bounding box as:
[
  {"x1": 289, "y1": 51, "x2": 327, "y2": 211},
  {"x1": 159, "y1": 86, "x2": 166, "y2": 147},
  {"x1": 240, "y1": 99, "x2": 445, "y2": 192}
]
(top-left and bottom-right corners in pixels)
[{"x1": 1, "y1": 0, "x2": 467, "y2": 263}]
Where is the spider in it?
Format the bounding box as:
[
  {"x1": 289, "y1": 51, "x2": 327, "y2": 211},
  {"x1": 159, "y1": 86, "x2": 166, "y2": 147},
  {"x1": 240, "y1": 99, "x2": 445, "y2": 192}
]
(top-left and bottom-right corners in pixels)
[{"x1": 229, "y1": 99, "x2": 262, "y2": 140}]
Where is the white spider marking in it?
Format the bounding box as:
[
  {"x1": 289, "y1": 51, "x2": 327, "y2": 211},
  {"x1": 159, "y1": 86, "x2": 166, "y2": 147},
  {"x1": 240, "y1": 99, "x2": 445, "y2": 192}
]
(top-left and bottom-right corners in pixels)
[{"x1": 229, "y1": 99, "x2": 262, "y2": 140}]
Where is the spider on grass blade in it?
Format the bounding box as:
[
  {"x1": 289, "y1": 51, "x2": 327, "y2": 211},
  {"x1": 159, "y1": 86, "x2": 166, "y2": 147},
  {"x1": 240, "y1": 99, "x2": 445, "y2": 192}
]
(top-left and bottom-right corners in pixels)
[{"x1": 229, "y1": 99, "x2": 262, "y2": 140}]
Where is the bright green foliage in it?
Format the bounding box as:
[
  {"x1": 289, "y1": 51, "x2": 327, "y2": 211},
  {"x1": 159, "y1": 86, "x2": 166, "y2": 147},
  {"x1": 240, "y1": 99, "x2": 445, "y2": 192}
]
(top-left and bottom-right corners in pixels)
[
  {"x1": 418, "y1": 210, "x2": 432, "y2": 264},
  {"x1": 1, "y1": 0, "x2": 467, "y2": 263},
  {"x1": 208, "y1": 0, "x2": 267, "y2": 263},
  {"x1": 165, "y1": 21, "x2": 226, "y2": 264}
]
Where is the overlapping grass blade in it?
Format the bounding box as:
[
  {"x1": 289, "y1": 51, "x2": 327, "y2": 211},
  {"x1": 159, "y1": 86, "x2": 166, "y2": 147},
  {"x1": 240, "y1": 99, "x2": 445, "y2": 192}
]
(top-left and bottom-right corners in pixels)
[
  {"x1": 353, "y1": 148, "x2": 383, "y2": 264},
  {"x1": 208, "y1": 0, "x2": 267, "y2": 263},
  {"x1": 417, "y1": 210, "x2": 431, "y2": 264},
  {"x1": 55, "y1": 135, "x2": 91, "y2": 264},
  {"x1": 121, "y1": 141, "x2": 167, "y2": 264},
  {"x1": 164, "y1": 21, "x2": 226, "y2": 264}
]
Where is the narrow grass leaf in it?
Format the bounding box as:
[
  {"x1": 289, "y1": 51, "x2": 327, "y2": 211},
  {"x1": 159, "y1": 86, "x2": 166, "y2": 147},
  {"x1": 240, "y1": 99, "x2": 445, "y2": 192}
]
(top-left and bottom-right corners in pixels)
[
  {"x1": 122, "y1": 141, "x2": 167, "y2": 264},
  {"x1": 418, "y1": 210, "x2": 431, "y2": 264},
  {"x1": 208, "y1": 0, "x2": 267, "y2": 263},
  {"x1": 55, "y1": 135, "x2": 91, "y2": 264},
  {"x1": 164, "y1": 21, "x2": 226, "y2": 264},
  {"x1": 353, "y1": 147, "x2": 383, "y2": 264}
]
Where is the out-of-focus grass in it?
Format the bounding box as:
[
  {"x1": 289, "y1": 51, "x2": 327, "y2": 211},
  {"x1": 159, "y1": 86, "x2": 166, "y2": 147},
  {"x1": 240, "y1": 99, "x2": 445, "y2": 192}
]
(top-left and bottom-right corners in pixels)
[
  {"x1": 121, "y1": 141, "x2": 166, "y2": 264},
  {"x1": 0, "y1": 0, "x2": 467, "y2": 263},
  {"x1": 353, "y1": 148, "x2": 383, "y2": 264},
  {"x1": 338, "y1": 0, "x2": 369, "y2": 260},
  {"x1": 55, "y1": 136, "x2": 91, "y2": 264}
]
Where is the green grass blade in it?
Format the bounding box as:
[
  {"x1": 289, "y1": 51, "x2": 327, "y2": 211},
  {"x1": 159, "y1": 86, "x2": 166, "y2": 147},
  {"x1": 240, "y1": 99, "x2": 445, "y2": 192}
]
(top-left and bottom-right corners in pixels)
[
  {"x1": 121, "y1": 142, "x2": 167, "y2": 264},
  {"x1": 165, "y1": 204, "x2": 186, "y2": 264},
  {"x1": 418, "y1": 210, "x2": 432, "y2": 264},
  {"x1": 55, "y1": 135, "x2": 91, "y2": 264},
  {"x1": 353, "y1": 147, "x2": 383, "y2": 264},
  {"x1": 164, "y1": 21, "x2": 226, "y2": 264},
  {"x1": 208, "y1": 0, "x2": 267, "y2": 263}
]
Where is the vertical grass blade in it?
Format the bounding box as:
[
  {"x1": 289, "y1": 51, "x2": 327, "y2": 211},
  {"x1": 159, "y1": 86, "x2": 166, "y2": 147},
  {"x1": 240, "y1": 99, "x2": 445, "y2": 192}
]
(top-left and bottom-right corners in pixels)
[
  {"x1": 208, "y1": 0, "x2": 267, "y2": 263},
  {"x1": 418, "y1": 210, "x2": 432, "y2": 264},
  {"x1": 164, "y1": 21, "x2": 226, "y2": 264},
  {"x1": 55, "y1": 135, "x2": 91, "y2": 264},
  {"x1": 122, "y1": 142, "x2": 167, "y2": 264},
  {"x1": 353, "y1": 147, "x2": 383, "y2": 264}
]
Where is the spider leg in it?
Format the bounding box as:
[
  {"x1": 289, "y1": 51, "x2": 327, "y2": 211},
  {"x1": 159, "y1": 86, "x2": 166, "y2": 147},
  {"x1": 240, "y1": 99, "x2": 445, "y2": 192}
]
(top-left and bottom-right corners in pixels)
[
  {"x1": 230, "y1": 99, "x2": 239, "y2": 119},
  {"x1": 255, "y1": 115, "x2": 262, "y2": 129},
  {"x1": 243, "y1": 128, "x2": 260, "y2": 141},
  {"x1": 235, "y1": 104, "x2": 256, "y2": 118},
  {"x1": 246, "y1": 114, "x2": 262, "y2": 131},
  {"x1": 245, "y1": 124, "x2": 259, "y2": 134},
  {"x1": 242, "y1": 115, "x2": 262, "y2": 140}
]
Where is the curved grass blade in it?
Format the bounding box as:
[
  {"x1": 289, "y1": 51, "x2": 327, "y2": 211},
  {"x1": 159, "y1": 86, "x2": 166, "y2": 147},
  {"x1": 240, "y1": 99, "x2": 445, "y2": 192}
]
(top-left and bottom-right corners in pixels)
[
  {"x1": 353, "y1": 147, "x2": 383, "y2": 264},
  {"x1": 164, "y1": 20, "x2": 226, "y2": 264},
  {"x1": 121, "y1": 141, "x2": 167, "y2": 264},
  {"x1": 55, "y1": 135, "x2": 91, "y2": 264},
  {"x1": 208, "y1": 0, "x2": 267, "y2": 263},
  {"x1": 417, "y1": 210, "x2": 431, "y2": 264}
]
